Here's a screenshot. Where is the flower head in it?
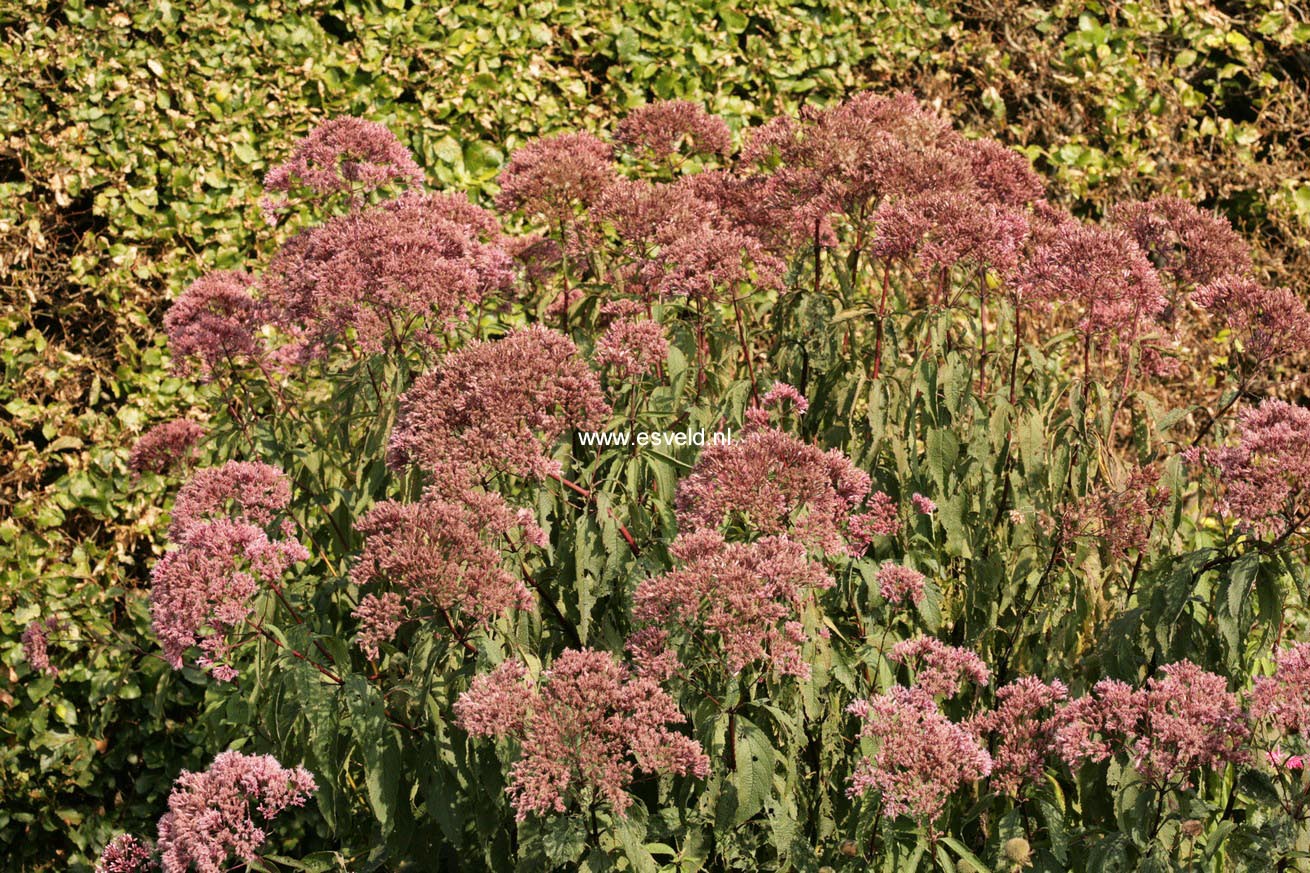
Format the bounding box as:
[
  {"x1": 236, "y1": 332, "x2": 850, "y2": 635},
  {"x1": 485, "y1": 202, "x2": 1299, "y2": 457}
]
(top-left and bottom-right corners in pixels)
[
  {"x1": 389, "y1": 326, "x2": 609, "y2": 480},
  {"x1": 1061, "y1": 465, "x2": 1169, "y2": 562},
  {"x1": 21, "y1": 617, "x2": 60, "y2": 677},
  {"x1": 745, "y1": 382, "x2": 809, "y2": 428},
  {"x1": 593, "y1": 314, "x2": 668, "y2": 380},
  {"x1": 1109, "y1": 197, "x2": 1250, "y2": 287},
  {"x1": 615, "y1": 100, "x2": 732, "y2": 162},
  {"x1": 911, "y1": 493, "x2": 936, "y2": 514},
  {"x1": 350, "y1": 486, "x2": 539, "y2": 652},
  {"x1": 1194, "y1": 399, "x2": 1310, "y2": 538},
  {"x1": 156, "y1": 751, "x2": 316, "y2": 873},
  {"x1": 967, "y1": 677, "x2": 1069, "y2": 797},
  {"x1": 877, "y1": 564, "x2": 926, "y2": 608},
  {"x1": 263, "y1": 191, "x2": 514, "y2": 358},
  {"x1": 1250, "y1": 642, "x2": 1310, "y2": 737},
  {"x1": 633, "y1": 530, "x2": 833, "y2": 679},
  {"x1": 169, "y1": 461, "x2": 294, "y2": 538},
  {"x1": 1193, "y1": 275, "x2": 1310, "y2": 366},
  {"x1": 262, "y1": 116, "x2": 422, "y2": 217},
  {"x1": 675, "y1": 426, "x2": 878, "y2": 555},
  {"x1": 129, "y1": 419, "x2": 206, "y2": 476},
  {"x1": 846, "y1": 686, "x2": 992, "y2": 825},
  {"x1": 889, "y1": 637, "x2": 990, "y2": 698},
  {"x1": 164, "y1": 271, "x2": 266, "y2": 379},
  {"x1": 96, "y1": 834, "x2": 157, "y2": 873},
  {"x1": 455, "y1": 649, "x2": 709, "y2": 820},
  {"x1": 495, "y1": 132, "x2": 616, "y2": 220}
]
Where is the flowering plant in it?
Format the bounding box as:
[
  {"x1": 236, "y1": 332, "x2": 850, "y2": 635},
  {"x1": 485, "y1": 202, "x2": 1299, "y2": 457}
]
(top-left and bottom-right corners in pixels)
[{"x1": 42, "y1": 96, "x2": 1310, "y2": 871}]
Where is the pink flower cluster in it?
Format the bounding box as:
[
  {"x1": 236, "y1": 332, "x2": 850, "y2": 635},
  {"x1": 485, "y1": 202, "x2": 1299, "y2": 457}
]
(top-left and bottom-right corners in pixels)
[
  {"x1": 745, "y1": 381, "x2": 809, "y2": 428},
  {"x1": 95, "y1": 834, "x2": 156, "y2": 873},
  {"x1": 262, "y1": 116, "x2": 423, "y2": 213},
  {"x1": 1061, "y1": 465, "x2": 1170, "y2": 561},
  {"x1": 389, "y1": 325, "x2": 609, "y2": 480},
  {"x1": 263, "y1": 191, "x2": 514, "y2": 358},
  {"x1": 674, "y1": 426, "x2": 896, "y2": 556},
  {"x1": 1192, "y1": 399, "x2": 1310, "y2": 538},
  {"x1": 847, "y1": 686, "x2": 992, "y2": 825},
  {"x1": 593, "y1": 311, "x2": 668, "y2": 380},
  {"x1": 632, "y1": 530, "x2": 833, "y2": 679},
  {"x1": 888, "y1": 636, "x2": 991, "y2": 699},
  {"x1": 1109, "y1": 196, "x2": 1251, "y2": 288},
  {"x1": 496, "y1": 132, "x2": 616, "y2": 221},
  {"x1": 350, "y1": 486, "x2": 542, "y2": 654},
  {"x1": 615, "y1": 100, "x2": 732, "y2": 162},
  {"x1": 156, "y1": 751, "x2": 316, "y2": 873},
  {"x1": 876, "y1": 563, "x2": 926, "y2": 608},
  {"x1": 966, "y1": 677, "x2": 1069, "y2": 797},
  {"x1": 21, "y1": 616, "x2": 60, "y2": 676},
  {"x1": 1193, "y1": 274, "x2": 1310, "y2": 366},
  {"x1": 1250, "y1": 641, "x2": 1310, "y2": 737},
  {"x1": 152, "y1": 462, "x2": 306, "y2": 680},
  {"x1": 163, "y1": 271, "x2": 266, "y2": 379},
  {"x1": 1052, "y1": 661, "x2": 1248, "y2": 787},
  {"x1": 455, "y1": 649, "x2": 709, "y2": 820},
  {"x1": 129, "y1": 419, "x2": 205, "y2": 476}
]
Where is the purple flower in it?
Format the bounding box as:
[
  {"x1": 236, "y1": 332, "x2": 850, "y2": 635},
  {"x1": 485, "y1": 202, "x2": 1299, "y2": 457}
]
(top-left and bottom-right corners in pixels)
[
  {"x1": 876, "y1": 564, "x2": 926, "y2": 608},
  {"x1": 95, "y1": 834, "x2": 157, "y2": 872},
  {"x1": 615, "y1": 100, "x2": 732, "y2": 161},
  {"x1": 129, "y1": 419, "x2": 205, "y2": 476},
  {"x1": 163, "y1": 271, "x2": 266, "y2": 379},
  {"x1": 21, "y1": 617, "x2": 60, "y2": 677}
]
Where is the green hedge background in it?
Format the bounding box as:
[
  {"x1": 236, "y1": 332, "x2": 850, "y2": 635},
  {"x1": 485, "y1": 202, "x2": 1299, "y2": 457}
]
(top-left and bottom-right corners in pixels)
[{"x1": 1, "y1": 0, "x2": 1307, "y2": 866}]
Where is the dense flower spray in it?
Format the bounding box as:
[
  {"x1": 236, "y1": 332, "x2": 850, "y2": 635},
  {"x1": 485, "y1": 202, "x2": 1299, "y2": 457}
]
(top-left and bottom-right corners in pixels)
[
  {"x1": 632, "y1": 530, "x2": 833, "y2": 679},
  {"x1": 675, "y1": 426, "x2": 894, "y2": 556},
  {"x1": 155, "y1": 751, "x2": 316, "y2": 873},
  {"x1": 164, "y1": 271, "x2": 266, "y2": 379},
  {"x1": 21, "y1": 617, "x2": 60, "y2": 676},
  {"x1": 1192, "y1": 275, "x2": 1310, "y2": 367},
  {"x1": 1250, "y1": 642, "x2": 1310, "y2": 738},
  {"x1": 388, "y1": 325, "x2": 609, "y2": 479},
  {"x1": 888, "y1": 637, "x2": 991, "y2": 699},
  {"x1": 263, "y1": 191, "x2": 514, "y2": 358},
  {"x1": 876, "y1": 563, "x2": 926, "y2": 609},
  {"x1": 128, "y1": 419, "x2": 205, "y2": 476},
  {"x1": 846, "y1": 687, "x2": 993, "y2": 826},
  {"x1": 593, "y1": 310, "x2": 669, "y2": 380},
  {"x1": 495, "y1": 132, "x2": 616, "y2": 222},
  {"x1": 95, "y1": 834, "x2": 157, "y2": 872},
  {"x1": 1053, "y1": 661, "x2": 1248, "y2": 787},
  {"x1": 1061, "y1": 466, "x2": 1170, "y2": 562},
  {"x1": 455, "y1": 649, "x2": 709, "y2": 820},
  {"x1": 967, "y1": 677, "x2": 1069, "y2": 797},
  {"x1": 615, "y1": 100, "x2": 732, "y2": 163},
  {"x1": 349, "y1": 486, "x2": 540, "y2": 654},
  {"x1": 262, "y1": 116, "x2": 423, "y2": 211},
  {"x1": 1191, "y1": 399, "x2": 1310, "y2": 539},
  {"x1": 169, "y1": 460, "x2": 294, "y2": 537},
  {"x1": 1109, "y1": 197, "x2": 1251, "y2": 288}
]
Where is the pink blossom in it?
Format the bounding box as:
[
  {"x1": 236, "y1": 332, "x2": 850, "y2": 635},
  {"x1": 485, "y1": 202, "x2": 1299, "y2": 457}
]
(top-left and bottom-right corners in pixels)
[
  {"x1": 1109, "y1": 197, "x2": 1251, "y2": 287},
  {"x1": 870, "y1": 190, "x2": 1029, "y2": 277},
  {"x1": 1020, "y1": 222, "x2": 1167, "y2": 346},
  {"x1": 163, "y1": 271, "x2": 266, "y2": 379},
  {"x1": 21, "y1": 617, "x2": 60, "y2": 677},
  {"x1": 350, "y1": 487, "x2": 539, "y2": 651},
  {"x1": 1268, "y1": 749, "x2": 1305, "y2": 771},
  {"x1": 1054, "y1": 662, "x2": 1248, "y2": 787},
  {"x1": 1194, "y1": 399, "x2": 1310, "y2": 538},
  {"x1": 389, "y1": 326, "x2": 610, "y2": 480},
  {"x1": 456, "y1": 649, "x2": 709, "y2": 820},
  {"x1": 1193, "y1": 275, "x2": 1310, "y2": 365},
  {"x1": 876, "y1": 564, "x2": 926, "y2": 608},
  {"x1": 594, "y1": 315, "x2": 668, "y2": 380},
  {"x1": 846, "y1": 686, "x2": 992, "y2": 825},
  {"x1": 952, "y1": 137, "x2": 1045, "y2": 208},
  {"x1": 495, "y1": 132, "x2": 616, "y2": 220},
  {"x1": 675, "y1": 426, "x2": 879, "y2": 555},
  {"x1": 1250, "y1": 642, "x2": 1310, "y2": 737},
  {"x1": 156, "y1": 751, "x2": 316, "y2": 873},
  {"x1": 129, "y1": 420, "x2": 205, "y2": 476},
  {"x1": 150, "y1": 519, "x2": 307, "y2": 678},
  {"x1": 96, "y1": 834, "x2": 157, "y2": 872},
  {"x1": 615, "y1": 100, "x2": 732, "y2": 161},
  {"x1": 745, "y1": 382, "x2": 809, "y2": 428},
  {"x1": 967, "y1": 677, "x2": 1069, "y2": 797},
  {"x1": 642, "y1": 221, "x2": 784, "y2": 304},
  {"x1": 169, "y1": 461, "x2": 293, "y2": 538},
  {"x1": 911, "y1": 493, "x2": 936, "y2": 514},
  {"x1": 1061, "y1": 465, "x2": 1169, "y2": 561},
  {"x1": 263, "y1": 191, "x2": 514, "y2": 358},
  {"x1": 889, "y1": 637, "x2": 990, "y2": 698},
  {"x1": 633, "y1": 530, "x2": 833, "y2": 679},
  {"x1": 262, "y1": 116, "x2": 422, "y2": 208}
]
